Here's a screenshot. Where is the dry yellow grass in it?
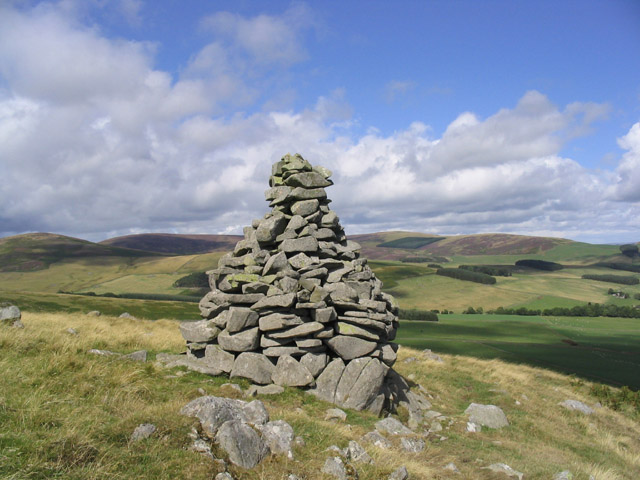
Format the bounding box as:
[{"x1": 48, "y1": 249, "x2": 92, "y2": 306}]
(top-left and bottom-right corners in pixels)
[{"x1": 1, "y1": 312, "x2": 638, "y2": 479}]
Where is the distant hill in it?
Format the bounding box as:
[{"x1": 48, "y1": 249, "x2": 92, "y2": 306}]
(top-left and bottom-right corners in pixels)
[
  {"x1": 100, "y1": 233, "x2": 242, "y2": 255},
  {"x1": 0, "y1": 233, "x2": 159, "y2": 272},
  {"x1": 351, "y1": 232, "x2": 569, "y2": 261}
]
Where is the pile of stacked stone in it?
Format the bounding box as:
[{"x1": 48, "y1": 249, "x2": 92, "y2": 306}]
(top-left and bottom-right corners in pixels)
[{"x1": 181, "y1": 153, "x2": 400, "y2": 413}]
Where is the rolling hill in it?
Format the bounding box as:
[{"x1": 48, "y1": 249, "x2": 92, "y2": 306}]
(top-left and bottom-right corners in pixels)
[{"x1": 100, "y1": 233, "x2": 241, "y2": 255}]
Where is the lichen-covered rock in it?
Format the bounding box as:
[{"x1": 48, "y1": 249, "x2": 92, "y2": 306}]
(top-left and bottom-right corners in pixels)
[
  {"x1": 215, "y1": 419, "x2": 270, "y2": 469},
  {"x1": 230, "y1": 352, "x2": 275, "y2": 385},
  {"x1": 464, "y1": 403, "x2": 509, "y2": 429}
]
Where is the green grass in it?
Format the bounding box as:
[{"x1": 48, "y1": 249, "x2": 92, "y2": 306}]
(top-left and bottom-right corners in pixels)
[
  {"x1": 0, "y1": 291, "x2": 199, "y2": 320},
  {"x1": 395, "y1": 314, "x2": 640, "y2": 389},
  {"x1": 2, "y1": 312, "x2": 639, "y2": 479}
]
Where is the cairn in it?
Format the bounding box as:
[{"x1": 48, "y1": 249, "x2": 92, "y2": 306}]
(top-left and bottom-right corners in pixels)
[{"x1": 181, "y1": 153, "x2": 401, "y2": 414}]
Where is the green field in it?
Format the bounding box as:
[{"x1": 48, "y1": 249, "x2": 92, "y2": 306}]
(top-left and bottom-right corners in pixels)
[{"x1": 396, "y1": 314, "x2": 640, "y2": 389}]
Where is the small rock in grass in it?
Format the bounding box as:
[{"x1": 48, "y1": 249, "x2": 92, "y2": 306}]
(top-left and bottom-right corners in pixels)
[
  {"x1": 464, "y1": 403, "x2": 509, "y2": 429},
  {"x1": 444, "y1": 462, "x2": 460, "y2": 473},
  {"x1": 553, "y1": 471, "x2": 573, "y2": 480},
  {"x1": 347, "y1": 440, "x2": 373, "y2": 464},
  {"x1": 388, "y1": 466, "x2": 409, "y2": 480},
  {"x1": 400, "y1": 437, "x2": 425, "y2": 453},
  {"x1": 484, "y1": 463, "x2": 524, "y2": 480},
  {"x1": 325, "y1": 408, "x2": 347, "y2": 422},
  {"x1": 124, "y1": 350, "x2": 147, "y2": 362},
  {"x1": 66, "y1": 328, "x2": 78, "y2": 335},
  {"x1": 245, "y1": 384, "x2": 285, "y2": 397},
  {"x1": 119, "y1": 312, "x2": 137, "y2": 319},
  {"x1": 466, "y1": 422, "x2": 481, "y2": 433},
  {"x1": 559, "y1": 399, "x2": 594, "y2": 415},
  {"x1": 362, "y1": 430, "x2": 391, "y2": 449},
  {"x1": 215, "y1": 473, "x2": 234, "y2": 480},
  {"x1": 322, "y1": 456, "x2": 347, "y2": 480},
  {"x1": 375, "y1": 417, "x2": 413, "y2": 435},
  {"x1": 87, "y1": 310, "x2": 101, "y2": 316},
  {"x1": 131, "y1": 423, "x2": 156, "y2": 441}
]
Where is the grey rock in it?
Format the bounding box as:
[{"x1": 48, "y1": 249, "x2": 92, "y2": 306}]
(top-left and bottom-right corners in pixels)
[
  {"x1": 124, "y1": 350, "x2": 147, "y2": 362},
  {"x1": 325, "y1": 408, "x2": 347, "y2": 422},
  {"x1": 66, "y1": 327, "x2": 78, "y2": 335},
  {"x1": 326, "y1": 336, "x2": 377, "y2": 360},
  {"x1": 215, "y1": 473, "x2": 234, "y2": 480},
  {"x1": 300, "y1": 352, "x2": 329, "y2": 377},
  {"x1": 290, "y1": 187, "x2": 327, "y2": 200},
  {"x1": 218, "y1": 327, "x2": 260, "y2": 352},
  {"x1": 179, "y1": 320, "x2": 221, "y2": 342},
  {"x1": 444, "y1": 462, "x2": 460, "y2": 473},
  {"x1": 272, "y1": 355, "x2": 314, "y2": 387},
  {"x1": 245, "y1": 384, "x2": 285, "y2": 397},
  {"x1": 422, "y1": 349, "x2": 443, "y2": 362},
  {"x1": 388, "y1": 466, "x2": 409, "y2": 480},
  {"x1": 285, "y1": 171, "x2": 332, "y2": 188},
  {"x1": 484, "y1": 463, "x2": 524, "y2": 480},
  {"x1": 375, "y1": 417, "x2": 413, "y2": 436},
  {"x1": 347, "y1": 440, "x2": 373, "y2": 464},
  {"x1": 263, "y1": 346, "x2": 303, "y2": 357},
  {"x1": 553, "y1": 471, "x2": 574, "y2": 480},
  {"x1": 252, "y1": 293, "x2": 296, "y2": 310},
  {"x1": 131, "y1": 423, "x2": 156, "y2": 441},
  {"x1": 215, "y1": 419, "x2": 270, "y2": 469},
  {"x1": 268, "y1": 322, "x2": 323, "y2": 339},
  {"x1": 362, "y1": 430, "x2": 391, "y2": 449},
  {"x1": 336, "y1": 357, "x2": 387, "y2": 411},
  {"x1": 290, "y1": 199, "x2": 320, "y2": 217},
  {"x1": 400, "y1": 437, "x2": 425, "y2": 453},
  {"x1": 559, "y1": 399, "x2": 594, "y2": 415},
  {"x1": 226, "y1": 307, "x2": 259, "y2": 333},
  {"x1": 119, "y1": 312, "x2": 136, "y2": 320},
  {"x1": 259, "y1": 312, "x2": 304, "y2": 331},
  {"x1": 312, "y1": 358, "x2": 346, "y2": 404},
  {"x1": 88, "y1": 348, "x2": 120, "y2": 357},
  {"x1": 322, "y1": 456, "x2": 348, "y2": 480},
  {"x1": 262, "y1": 251, "x2": 289, "y2": 275},
  {"x1": 204, "y1": 345, "x2": 235, "y2": 373},
  {"x1": 87, "y1": 310, "x2": 101, "y2": 316},
  {"x1": 464, "y1": 403, "x2": 509, "y2": 429},
  {"x1": 180, "y1": 396, "x2": 247, "y2": 437},
  {"x1": 280, "y1": 236, "x2": 319, "y2": 253},
  {"x1": 259, "y1": 419, "x2": 295, "y2": 459},
  {"x1": 335, "y1": 322, "x2": 380, "y2": 341},
  {"x1": 242, "y1": 400, "x2": 270, "y2": 426},
  {"x1": 231, "y1": 352, "x2": 275, "y2": 385},
  {"x1": 311, "y1": 307, "x2": 337, "y2": 323},
  {"x1": 256, "y1": 213, "x2": 287, "y2": 243}
]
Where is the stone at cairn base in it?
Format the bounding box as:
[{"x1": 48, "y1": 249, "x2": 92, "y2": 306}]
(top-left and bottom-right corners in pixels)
[{"x1": 181, "y1": 153, "x2": 402, "y2": 414}]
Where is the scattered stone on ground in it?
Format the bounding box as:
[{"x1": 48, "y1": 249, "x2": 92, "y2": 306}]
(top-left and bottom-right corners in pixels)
[
  {"x1": 388, "y1": 466, "x2": 409, "y2": 480},
  {"x1": 322, "y1": 456, "x2": 351, "y2": 480},
  {"x1": 362, "y1": 430, "x2": 391, "y2": 449},
  {"x1": 466, "y1": 422, "x2": 481, "y2": 432},
  {"x1": 484, "y1": 463, "x2": 524, "y2": 480},
  {"x1": 119, "y1": 312, "x2": 136, "y2": 319},
  {"x1": 245, "y1": 384, "x2": 284, "y2": 397},
  {"x1": 0, "y1": 303, "x2": 23, "y2": 328},
  {"x1": 87, "y1": 310, "x2": 101, "y2": 316},
  {"x1": 400, "y1": 437, "x2": 425, "y2": 453},
  {"x1": 180, "y1": 395, "x2": 299, "y2": 469},
  {"x1": 464, "y1": 403, "x2": 509, "y2": 429},
  {"x1": 325, "y1": 408, "x2": 347, "y2": 422},
  {"x1": 375, "y1": 417, "x2": 413, "y2": 435},
  {"x1": 215, "y1": 473, "x2": 234, "y2": 480},
  {"x1": 553, "y1": 471, "x2": 573, "y2": 480},
  {"x1": 66, "y1": 327, "x2": 78, "y2": 335},
  {"x1": 88, "y1": 348, "x2": 121, "y2": 357},
  {"x1": 130, "y1": 423, "x2": 156, "y2": 441},
  {"x1": 346, "y1": 440, "x2": 373, "y2": 464},
  {"x1": 124, "y1": 350, "x2": 147, "y2": 362},
  {"x1": 559, "y1": 399, "x2": 594, "y2": 415},
  {"x1": 422, "y1": 349, "x2": 443, "y2": 362},
  {"x1": 444, "y1": 462, "x2": 460, "y2": 473}
]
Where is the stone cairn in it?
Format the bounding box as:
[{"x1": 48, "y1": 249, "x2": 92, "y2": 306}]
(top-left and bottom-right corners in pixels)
[{"x1": 180, "y1": 153, "x2": 401, "y2": 414}]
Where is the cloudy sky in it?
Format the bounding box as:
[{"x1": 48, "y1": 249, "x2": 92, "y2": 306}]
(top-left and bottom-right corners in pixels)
[{"x1": 1, "y1": 0, "x2": 639, "y2": 244}]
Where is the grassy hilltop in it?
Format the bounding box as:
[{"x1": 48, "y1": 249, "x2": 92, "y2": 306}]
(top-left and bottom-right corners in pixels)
[{"x1": 1, "y1": 312, "x2": 639, "y2": 479}]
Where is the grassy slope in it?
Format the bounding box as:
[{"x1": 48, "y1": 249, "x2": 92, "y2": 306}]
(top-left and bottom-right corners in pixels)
[
  {"x1": 1, "y1": 312, "x2": 639, "y2": 480},
  {"x1": 100, "y1": 233, "x2": 241, "y2": 255},
  {"x1": 396, "y1": 315, "x2": 640, "y2": 389}
]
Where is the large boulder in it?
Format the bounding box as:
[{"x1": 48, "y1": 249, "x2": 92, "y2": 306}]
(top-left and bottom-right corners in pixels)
[{"x1": 0, "y1": 303, "x2": 23, "y2": 328}]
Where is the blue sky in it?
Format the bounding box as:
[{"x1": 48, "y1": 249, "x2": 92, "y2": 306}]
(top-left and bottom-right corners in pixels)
[{"x1": 1, "y1": 0, "x2": 639, "y2": 243}]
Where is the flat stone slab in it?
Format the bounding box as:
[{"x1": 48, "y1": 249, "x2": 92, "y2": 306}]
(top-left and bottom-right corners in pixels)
[
  {"x1": 559, "y1": 399, "x2": 594, "y2": 415},
  {"x1": 231, "y1": 352, "x2": 275, "y2": 385},
  {"x1": 325, "y1": 335, "x2": 377, "y2": 360}
]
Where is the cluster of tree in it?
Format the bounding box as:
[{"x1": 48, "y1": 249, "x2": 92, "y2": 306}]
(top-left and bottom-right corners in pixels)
[
  {"x1": 486, "y1": 303, "x2": 640, "y2": 318},
  {"x1": 399, "y1": 256, "x2": 449, "y2": 264},
  {"x1": 620, "y1": 244, "x2": 639, "y2": 258},
  {"x1": 463, "y1": 306, "x2": 484, "y2": 314},
  {"x1": 173, "y1": 272, "x2": 210, "y2": 288},
  {"x1": 436, "y1": 267, "x2": 496, "y2": 284},
  {"x1": 608, "y1": 288, "x2": 630, "y2": 299},
  {"x1": 635, "y1": 293, "x2": 640, "y2": 300},
  {"x1": 398, "y1": 308, "x2": 439, "y2": 321},
  {"x1": 582, "y1": 274, "x2": 639, "y2": 285},
  {"x1": 459, "y1": 265, "x2": 512, "y2": 276},
  {"x1": 428, "y1": 263, "x2": 442, "y2": 269},
  {"x1": 515, "y1": 259, "x2": 563, "y2": 271},
  {"x1": 597, "y1": 262, "x2": 640, "y2": 273}
]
